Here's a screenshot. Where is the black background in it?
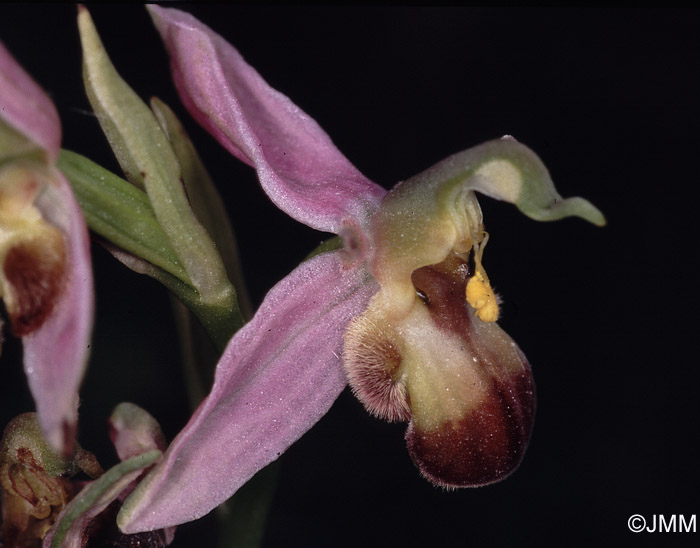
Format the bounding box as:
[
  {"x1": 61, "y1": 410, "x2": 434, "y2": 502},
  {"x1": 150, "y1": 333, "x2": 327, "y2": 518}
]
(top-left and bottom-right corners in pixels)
[{"x1": 1, "y1": 6, "x2": 698, "y2": 548}]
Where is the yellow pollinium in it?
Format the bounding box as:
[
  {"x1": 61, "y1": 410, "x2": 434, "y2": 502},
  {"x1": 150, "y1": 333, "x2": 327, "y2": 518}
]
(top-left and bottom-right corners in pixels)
[
  {"x1": 465, "y1": 232, "x2": 499, "y2": 322},
  {"x1": 466, "y1": 270, "x2": 499, "y2": 322}
]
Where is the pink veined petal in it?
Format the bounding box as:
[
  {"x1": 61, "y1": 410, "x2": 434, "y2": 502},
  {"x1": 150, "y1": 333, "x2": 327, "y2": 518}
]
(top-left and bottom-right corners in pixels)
[
  {"x1": 147, "y1": 5, "x2": 387, "y2": 234},
  {"x1": 118, "y1": 251, "x2": 379, "y2": 532},
  {"x1": 0, "y1": 41, "x2": 61, "y2": 162},
  {"x1": 23, "y1": 169, "x2": 94, "y2": 455}
]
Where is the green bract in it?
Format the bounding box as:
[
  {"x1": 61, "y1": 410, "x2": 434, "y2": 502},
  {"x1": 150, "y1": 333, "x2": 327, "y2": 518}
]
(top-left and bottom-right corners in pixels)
[{"x1": 77, "y1": 7, "x2": 235, "y2": 310}]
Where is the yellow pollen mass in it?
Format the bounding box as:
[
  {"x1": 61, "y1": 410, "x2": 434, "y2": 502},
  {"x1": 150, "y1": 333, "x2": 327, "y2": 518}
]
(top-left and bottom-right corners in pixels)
[
  {"x1": 463, "y1": 230, "x2": 499, "y2": 322},
  {"x1": 466, "y1": 270, "x2": 499, "y2": 322}
]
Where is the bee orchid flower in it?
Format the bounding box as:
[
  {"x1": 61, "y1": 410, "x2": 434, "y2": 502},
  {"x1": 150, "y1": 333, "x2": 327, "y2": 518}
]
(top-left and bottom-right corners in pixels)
[
  {"x1": 0, "y1": 42, "x2": 93, "y2": 456},
  {"x1": 118, "y1": 6, "x2": 605, "y2": 532}
]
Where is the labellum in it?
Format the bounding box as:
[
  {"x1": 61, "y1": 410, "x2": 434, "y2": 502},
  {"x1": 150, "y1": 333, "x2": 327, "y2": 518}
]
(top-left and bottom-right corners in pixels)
[
  {"x1": 0, "y1": 164, "x2": 66, "y2": 338},
  {"x1": 345, "y1": 253, "x2": 535, "y2": 487}
]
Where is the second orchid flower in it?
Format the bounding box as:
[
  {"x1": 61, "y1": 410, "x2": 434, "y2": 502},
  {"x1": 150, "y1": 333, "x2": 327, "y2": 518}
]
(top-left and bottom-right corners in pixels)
[{"x1": 0, "y1": 41, "x2": 93, "y2": 457}]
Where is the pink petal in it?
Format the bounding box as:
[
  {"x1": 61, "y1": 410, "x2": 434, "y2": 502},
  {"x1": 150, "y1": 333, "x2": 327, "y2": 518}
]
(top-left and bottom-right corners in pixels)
[
  {"x1": 0, "y1": 41, "x2": 61, "y2": 161},
  {"x1": 23, "y1": 169, "x2": 94, "y2": 454},
  {"x1": 118, "y1": 251, "x2": 378, "y2": 532},
  {"x1": 147, "y1": 6, "x2": 386, "y2": 234}
]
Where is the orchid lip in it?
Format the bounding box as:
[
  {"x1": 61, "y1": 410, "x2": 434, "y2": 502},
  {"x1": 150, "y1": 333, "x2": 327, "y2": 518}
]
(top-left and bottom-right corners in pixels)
[
  {"x1": 0, "y1": 165, "x2": 67, "y2": 336},
  {"x1": 345, "y1": 254, "x2": 535, "y2": 488}
]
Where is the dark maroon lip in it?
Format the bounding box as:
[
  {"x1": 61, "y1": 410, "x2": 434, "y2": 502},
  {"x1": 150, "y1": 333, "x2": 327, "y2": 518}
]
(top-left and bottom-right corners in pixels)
[{"x1": 406, "y1": 254, "x2": 535, "y2": 487}]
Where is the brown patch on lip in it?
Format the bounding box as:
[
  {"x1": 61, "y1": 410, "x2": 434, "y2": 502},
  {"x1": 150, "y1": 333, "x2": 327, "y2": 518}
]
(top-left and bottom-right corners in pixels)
[
  {"x1": 3, "y1": 233, "x2": 66, "y2": 337},
  {"x1": 410, "y1": 253, "x2": 471, "y2": 337},
  {"x1": 406, "y1": 367, "x2": 534, "y2": 487}
]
